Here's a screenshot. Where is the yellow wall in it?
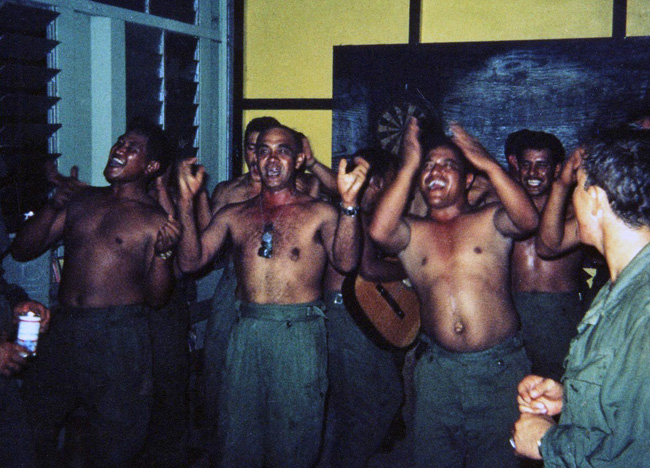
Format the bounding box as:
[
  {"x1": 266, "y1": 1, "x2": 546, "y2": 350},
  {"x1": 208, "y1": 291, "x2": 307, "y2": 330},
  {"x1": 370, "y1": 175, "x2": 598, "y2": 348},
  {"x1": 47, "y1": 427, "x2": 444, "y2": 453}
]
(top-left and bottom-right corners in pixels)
[
  {"x1": 421, "y1": 0, "x2": 612, "y2": 42},
  {"x1": 243, "y1": 0, "x2": 650, "y2": 166}
]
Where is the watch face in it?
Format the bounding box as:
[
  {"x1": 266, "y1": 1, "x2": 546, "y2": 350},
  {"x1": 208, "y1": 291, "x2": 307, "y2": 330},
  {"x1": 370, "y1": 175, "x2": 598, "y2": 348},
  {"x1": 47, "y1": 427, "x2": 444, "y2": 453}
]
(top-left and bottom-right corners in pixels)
[{"x1": 376, "y1": 100, "x2": 429, "y2": 156}]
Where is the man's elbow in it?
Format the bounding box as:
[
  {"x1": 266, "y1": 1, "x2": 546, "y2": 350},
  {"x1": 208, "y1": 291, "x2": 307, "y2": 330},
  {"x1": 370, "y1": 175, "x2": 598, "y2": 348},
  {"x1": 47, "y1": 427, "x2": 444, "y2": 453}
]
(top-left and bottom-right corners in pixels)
[
  {"x1": 368, "y1": 221, "x2": 391, "y2": 250},
  {"x1": 534, "y1": 235, "x2": 565, "y2": 259}
]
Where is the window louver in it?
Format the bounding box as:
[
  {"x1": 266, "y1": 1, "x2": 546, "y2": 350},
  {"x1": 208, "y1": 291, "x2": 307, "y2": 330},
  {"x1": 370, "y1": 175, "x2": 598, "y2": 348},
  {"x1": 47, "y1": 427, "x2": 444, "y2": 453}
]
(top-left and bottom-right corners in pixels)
[{"x1": 0, "y1": 1, "x2": 60, "y2": 232}]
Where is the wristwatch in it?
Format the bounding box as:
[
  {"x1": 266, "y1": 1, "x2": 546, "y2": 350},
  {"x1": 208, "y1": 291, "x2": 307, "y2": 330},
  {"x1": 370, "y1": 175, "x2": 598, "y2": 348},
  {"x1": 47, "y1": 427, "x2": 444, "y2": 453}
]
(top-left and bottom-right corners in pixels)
[{"x1": 339, "y1": 203, "x2": 359, "y2": 217}]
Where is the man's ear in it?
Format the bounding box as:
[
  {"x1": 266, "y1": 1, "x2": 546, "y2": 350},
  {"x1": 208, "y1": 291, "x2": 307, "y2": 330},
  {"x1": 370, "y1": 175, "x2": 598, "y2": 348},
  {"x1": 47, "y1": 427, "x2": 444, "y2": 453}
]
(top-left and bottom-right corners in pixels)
[
  {"x1": 146, "y1": 160, "x2": 161, "y2": 176},
  {"x1": 465, "y1": 172, "x2": 475, "y2": 190},
  {"x1": 553, "y1": 163, "x2": 561, "y2": 180},
  {"x1": 295, "y1": 152, "x2": 306, "y2": 170},
  {"x1": 507, "y1": 155, "x2": 519, "y2": 173},
  {"x1": 591, "y1": 185, "x2": 611, "y2": 219}
]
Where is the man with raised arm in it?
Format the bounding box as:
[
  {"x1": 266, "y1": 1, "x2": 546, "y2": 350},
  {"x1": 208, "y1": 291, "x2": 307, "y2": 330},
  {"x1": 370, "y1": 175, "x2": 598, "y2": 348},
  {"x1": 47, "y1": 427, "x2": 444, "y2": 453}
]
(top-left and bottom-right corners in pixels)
[
  {"x1": 507, "y1": 131, "x2": 585, "y2": 381},
  {"x1": 513, "y1": 128, "x2": 650, "y2": 466},
  {"x1": 369, "y1": 118, "x2": 538, "y2": 468},
  {"x1": 11, "y1": 119, "x2": 180, "y2": 467},
  {"x1": 177, "y1": 123, "x2": 368, "y2": 468}
]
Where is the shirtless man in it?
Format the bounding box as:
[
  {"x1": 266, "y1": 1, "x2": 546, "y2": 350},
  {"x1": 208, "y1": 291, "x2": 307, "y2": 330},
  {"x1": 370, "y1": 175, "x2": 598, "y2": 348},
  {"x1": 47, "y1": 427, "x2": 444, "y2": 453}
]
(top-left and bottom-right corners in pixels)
[
  {"x1": 369, "y1": 119, "x2": 538, "y2": 468},
  {"x1": 11, "y1": 119, "x2": 180, "y2": 467},
  {"x1": 177, "y1": 123, "x2": 368, "y2": 468},
  {"x1": 204, "y1": 117, "x2": 337, "y2": 429},
  {"x1": 507, "y1": 131, "x2": 584, "y2": 381}
]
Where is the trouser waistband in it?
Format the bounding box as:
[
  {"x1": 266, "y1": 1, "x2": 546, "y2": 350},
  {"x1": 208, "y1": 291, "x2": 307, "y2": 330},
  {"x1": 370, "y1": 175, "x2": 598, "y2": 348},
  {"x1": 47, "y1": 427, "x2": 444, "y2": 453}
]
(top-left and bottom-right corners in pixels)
[{"x1": 239, "y1": 300, "x2": 325, "y2": 321}]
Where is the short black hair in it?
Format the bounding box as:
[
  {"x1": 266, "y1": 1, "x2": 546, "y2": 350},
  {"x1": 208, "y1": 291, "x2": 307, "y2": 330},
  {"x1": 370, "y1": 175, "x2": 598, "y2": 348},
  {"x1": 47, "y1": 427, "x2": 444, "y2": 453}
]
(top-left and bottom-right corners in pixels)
[
  {"x1": 505, "y1": 129, "x2": 535, "y2": 158},
  {"x1": 126, "y1": 117, "x2": 171, "y2": 176},
  {"x1": 419, "y1": 131, "x2": 472, "y2": 176},
  {"x1": 583, "y1": 128, "x2": 650, "y2": 228},
  {"x1": 353, "y1": 147, "x2": 399, "y2": 181},
  {"x1": 508, "y1": 130, "x2": 565, "y2": 166},
  {"x1": 244, "y1": 116, "x2": 281, "y2": 143}
]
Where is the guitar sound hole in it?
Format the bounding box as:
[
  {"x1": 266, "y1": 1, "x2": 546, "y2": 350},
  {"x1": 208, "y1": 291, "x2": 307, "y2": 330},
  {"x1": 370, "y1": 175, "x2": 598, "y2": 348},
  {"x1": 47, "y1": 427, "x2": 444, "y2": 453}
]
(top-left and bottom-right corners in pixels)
[{"x1": 375, "y1": 283, "x2": 405, "y2": 319}]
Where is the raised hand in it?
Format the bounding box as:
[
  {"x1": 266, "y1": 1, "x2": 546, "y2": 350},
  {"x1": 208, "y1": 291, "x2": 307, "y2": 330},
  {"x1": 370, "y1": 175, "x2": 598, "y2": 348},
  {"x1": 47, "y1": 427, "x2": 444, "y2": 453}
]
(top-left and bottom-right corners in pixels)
[
  {"x1": 558, "y1": 146, "x2": 585, "y2": 187},
  {"x1": 154, "y1": 215, "x2": 182, "y2": 256},
  {"x1": 450, "y1": 123, "x2": 495, "y2": 172},
  {"x1": 178, "y1": 157, "x2": 206, "y2": 200},
  {"x1": 337, "y1": 157, "x2": 370, "y2": 207},
  {"x1": 517, "y1": 374, "x2": 564, "y2": 416},
  {"x1": 302, "y1": 136, "x2": 315, "y2": 169},
  {"x1": 50, "y1": 166, "x2": 88, "y2": 210},
  {"x1": 401, "y1": 118, "x2": 422, "y2": 170}
]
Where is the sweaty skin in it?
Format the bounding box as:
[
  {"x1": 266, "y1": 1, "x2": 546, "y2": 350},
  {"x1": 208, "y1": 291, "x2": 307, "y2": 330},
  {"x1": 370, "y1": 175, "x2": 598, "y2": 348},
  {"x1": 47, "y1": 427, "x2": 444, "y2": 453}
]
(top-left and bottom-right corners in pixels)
[
  {"x1": 12, "y1": 130, "x2": 180, "y2": 308},
  {"x1": 509, "y1": 148, "x2": 584, "y2": 292},
  {"x1": 370, "y1": 119, "x2": 538, "y2": 352}
]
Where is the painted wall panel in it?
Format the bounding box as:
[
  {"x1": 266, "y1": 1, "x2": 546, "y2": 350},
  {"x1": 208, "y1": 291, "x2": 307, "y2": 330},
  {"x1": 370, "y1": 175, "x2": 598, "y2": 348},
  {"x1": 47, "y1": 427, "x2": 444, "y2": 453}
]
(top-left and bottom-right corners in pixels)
[
  {"x1": 244, "y1": 0, "x2": 409, "y2": 99},
  {"x1": 421, "y1": 0, "x2": 612, "y2": 42},
  {"x1": 628, "y1": 0, "x2": 650, "y2": 36}
]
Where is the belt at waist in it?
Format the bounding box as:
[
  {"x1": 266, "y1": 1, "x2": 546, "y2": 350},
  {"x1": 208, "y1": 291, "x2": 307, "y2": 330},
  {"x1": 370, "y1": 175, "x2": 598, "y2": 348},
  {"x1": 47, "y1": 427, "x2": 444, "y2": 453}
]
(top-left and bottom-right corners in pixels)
[{"x1": 239, "y1": 300, "x2": 325, "y2": 322}]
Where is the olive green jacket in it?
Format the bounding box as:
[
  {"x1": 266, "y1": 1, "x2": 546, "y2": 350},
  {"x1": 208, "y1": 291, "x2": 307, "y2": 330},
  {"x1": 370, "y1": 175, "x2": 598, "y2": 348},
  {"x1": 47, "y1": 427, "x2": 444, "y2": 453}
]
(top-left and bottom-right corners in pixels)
[{"x1": 540, "y1": 242, "x2": 650, "y2": 467}]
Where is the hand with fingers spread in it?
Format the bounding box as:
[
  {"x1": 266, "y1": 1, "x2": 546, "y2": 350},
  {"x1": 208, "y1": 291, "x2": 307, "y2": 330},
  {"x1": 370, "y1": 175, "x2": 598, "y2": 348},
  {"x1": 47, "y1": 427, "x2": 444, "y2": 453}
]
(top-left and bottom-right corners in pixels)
[
  {"x1": 49, "y1": 166, "x2": 88, "y2": 210},
  {"x1": 337, "y1": 157, "x2": 370, "y2": 207},
  {"x1": 401, "y1": 118, "x2": 422, "y2": 170},
  {"x1": 178, "y1": 157, "x2": 206, "y2": 201},
  {"x1": 449, "y1": 123, "x2": 496, "y2": 173}
]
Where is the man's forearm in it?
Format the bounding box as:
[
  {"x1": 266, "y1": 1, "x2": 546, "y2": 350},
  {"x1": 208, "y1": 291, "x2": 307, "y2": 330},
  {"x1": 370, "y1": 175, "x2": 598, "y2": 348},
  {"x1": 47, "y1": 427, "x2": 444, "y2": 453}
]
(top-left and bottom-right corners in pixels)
[
  {"x1": 369, "y1": 163, "x2": 417, "y2": 250},
  {"x1": 145, "y1": 255, "x2": 175, "y2": 307},
  {"x1": 332, "y1": 211, "x2": 361, "y2": 273},
  {"x1": 536, "y1": 182, "x2": 575, "y2": 256},
  {"x1": 177, "y1": 198, "x2": 203, "y2": 273},
  {"x1": 487, "y1": 163, "x2": 538, "y2": 233},
  {"x1": 11, "y1": 205, "x2": 63, "y2": 261}
]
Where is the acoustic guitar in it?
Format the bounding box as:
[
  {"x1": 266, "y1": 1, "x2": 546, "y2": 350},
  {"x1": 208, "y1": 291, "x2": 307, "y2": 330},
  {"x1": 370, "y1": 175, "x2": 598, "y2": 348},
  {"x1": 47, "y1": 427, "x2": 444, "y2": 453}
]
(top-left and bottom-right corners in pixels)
[{"x1": 342, "y1": 275, "x2": 420, "y2": 349}]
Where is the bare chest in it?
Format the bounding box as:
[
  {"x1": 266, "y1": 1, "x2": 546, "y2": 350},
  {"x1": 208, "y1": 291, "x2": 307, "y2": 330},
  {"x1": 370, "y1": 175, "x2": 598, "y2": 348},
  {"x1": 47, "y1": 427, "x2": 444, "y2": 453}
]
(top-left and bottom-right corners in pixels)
[{"x1": 65, "y1": 200, "x2": 155, "y2": 253}]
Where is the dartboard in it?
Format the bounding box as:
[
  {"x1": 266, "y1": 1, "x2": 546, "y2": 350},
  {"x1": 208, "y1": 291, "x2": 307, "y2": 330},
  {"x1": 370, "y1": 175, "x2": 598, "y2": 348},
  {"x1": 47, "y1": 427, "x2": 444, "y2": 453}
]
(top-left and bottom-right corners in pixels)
[{"x1": 376, "y1": 100, "x2": 428, "y2": 156}]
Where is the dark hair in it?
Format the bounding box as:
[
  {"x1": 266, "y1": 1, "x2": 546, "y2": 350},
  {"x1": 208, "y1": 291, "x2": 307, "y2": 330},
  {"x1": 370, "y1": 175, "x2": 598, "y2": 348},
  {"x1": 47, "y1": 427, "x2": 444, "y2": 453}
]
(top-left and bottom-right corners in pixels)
[
  {"x1": 505, "y1": 129, "x2": 535, "y2": 158},
  {"x1": 244, "y1": 116, "x2": 281, "y2": 144},
  {"x1": 419, "y1": 130, "x2": 472, "y2": 175},
  {"x1": 582, "y1": 128, "x2": 650, "y2": 228},
  {"x1": 256, "y1": 124, "x2": 304, "y2": 154},
  {"x1": 509, "y1": 130, "x2": 565, "y2": 166},
  {"x1": 126, "y1": 117, "x2": 171, "y2": 175},
  {"x1": 353, "y1": 147, "x2": 399, "y2": 181}
]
